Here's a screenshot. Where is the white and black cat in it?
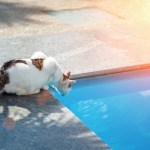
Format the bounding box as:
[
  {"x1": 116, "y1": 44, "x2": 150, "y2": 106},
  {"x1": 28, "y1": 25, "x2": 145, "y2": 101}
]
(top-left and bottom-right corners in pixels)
[{"x1": 0, "y1": 51, "x2": 76, "y2": 96}]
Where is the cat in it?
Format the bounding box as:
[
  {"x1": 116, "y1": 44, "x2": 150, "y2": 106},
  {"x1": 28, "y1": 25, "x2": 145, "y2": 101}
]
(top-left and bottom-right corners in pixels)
[{"x1": 0, "y1": 51, "x2": 76, "y2": 96}]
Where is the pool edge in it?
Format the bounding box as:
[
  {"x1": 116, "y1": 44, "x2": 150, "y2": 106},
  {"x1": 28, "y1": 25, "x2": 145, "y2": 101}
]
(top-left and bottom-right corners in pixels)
[{"x1": 71, "y1": 63, "x2": 150, "y2": 79}]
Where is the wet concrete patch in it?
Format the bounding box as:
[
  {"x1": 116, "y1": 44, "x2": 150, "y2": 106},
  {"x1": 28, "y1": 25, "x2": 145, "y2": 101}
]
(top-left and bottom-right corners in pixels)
[{"x1": 49, "y1": 8, "x2": 117, "y2": 25}]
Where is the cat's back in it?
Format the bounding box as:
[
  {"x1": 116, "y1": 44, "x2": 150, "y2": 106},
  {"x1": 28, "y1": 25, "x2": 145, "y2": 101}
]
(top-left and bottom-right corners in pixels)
[
  {"x1": 5, "y1": 59, "x2": 31, "y2": 74},
  {"x1": 5, "y1": 58, "x2": 46, "y2": 71},
  {"x1": 2, "y1": 58, "x2": 48, "y2": 90}
]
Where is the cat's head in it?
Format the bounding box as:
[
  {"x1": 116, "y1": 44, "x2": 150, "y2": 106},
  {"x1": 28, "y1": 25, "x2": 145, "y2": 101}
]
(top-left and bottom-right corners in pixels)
[{"x1": 57, "y1": 71, "x2": 76, "y2": 96}]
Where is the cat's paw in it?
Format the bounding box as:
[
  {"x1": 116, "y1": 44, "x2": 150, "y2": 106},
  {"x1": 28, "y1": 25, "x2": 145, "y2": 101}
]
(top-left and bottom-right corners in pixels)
[{"x1": 16, "y1": 91, "x2": 28, "y2": 96}]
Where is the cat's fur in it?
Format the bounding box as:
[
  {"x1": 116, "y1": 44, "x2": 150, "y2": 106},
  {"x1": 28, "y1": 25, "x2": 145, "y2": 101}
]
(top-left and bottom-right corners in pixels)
[{"x1": 0, "y1": 51, "x2": 76, "y2": 96}]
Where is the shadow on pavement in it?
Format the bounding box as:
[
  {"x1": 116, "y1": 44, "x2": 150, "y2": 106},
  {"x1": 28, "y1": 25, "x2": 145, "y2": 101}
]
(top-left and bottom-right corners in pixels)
[
  {"x1": 0, "y1": 1, "x2": 50, "y2": 26},
  {"x1": 0, "y1": 1, "x2": 113, "y2": 27}
]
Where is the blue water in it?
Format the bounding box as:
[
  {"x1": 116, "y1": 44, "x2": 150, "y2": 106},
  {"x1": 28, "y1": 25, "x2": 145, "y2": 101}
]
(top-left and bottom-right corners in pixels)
[{"x1": 50, "y1": 69, "x2": 150, "y2": 150}]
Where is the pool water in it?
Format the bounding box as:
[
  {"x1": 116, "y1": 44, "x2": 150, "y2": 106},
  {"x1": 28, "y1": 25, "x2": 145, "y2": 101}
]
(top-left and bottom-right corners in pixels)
[{"x1": 51, "y1": 69, "x2": 150, "y2": 150}]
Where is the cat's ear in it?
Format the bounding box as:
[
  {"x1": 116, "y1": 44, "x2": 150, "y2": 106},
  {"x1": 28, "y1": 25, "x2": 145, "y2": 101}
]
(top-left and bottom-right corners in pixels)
[{"x1": 66, "y1": 71, "x2": 71, "y2": 78}]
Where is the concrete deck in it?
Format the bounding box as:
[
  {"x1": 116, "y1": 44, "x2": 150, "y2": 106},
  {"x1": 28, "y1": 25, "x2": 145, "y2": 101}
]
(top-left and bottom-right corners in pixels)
[{"x1": 0, "y1": 0, "x2": 150, "y2": 150}]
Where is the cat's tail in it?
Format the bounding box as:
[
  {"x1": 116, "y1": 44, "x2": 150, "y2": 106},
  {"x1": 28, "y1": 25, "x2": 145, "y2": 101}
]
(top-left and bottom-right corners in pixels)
[
  {"x1": 0, "y1": 69, "x2": 3, "y2": 93},
  {"x1": 0, "y1": 69, "x2": 8, "y2": 94},
  {"x1": 31, "y1": 51, "x2": 47, "y2": 59}
]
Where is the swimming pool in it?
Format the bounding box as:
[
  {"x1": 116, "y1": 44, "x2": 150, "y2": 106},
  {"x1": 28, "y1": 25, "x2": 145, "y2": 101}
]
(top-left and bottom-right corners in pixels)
[{"x1": 51, "y1": 69, "x2": 150, "y2": 150}]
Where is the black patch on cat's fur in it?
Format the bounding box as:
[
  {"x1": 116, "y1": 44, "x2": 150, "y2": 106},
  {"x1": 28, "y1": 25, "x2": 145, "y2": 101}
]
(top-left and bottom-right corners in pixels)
[
  {"x1": 0, "y1": 59, "x2": 27, "y2": 91},
  {"x1": 0, "y1": 69, "x2": 9, "y2": 91},
  {"x1": 32, "y1": 59, "x2": 44, "y2": 70},
  {"x1": 2, "y1": 59, "x2": 27, "y2": 70}
]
